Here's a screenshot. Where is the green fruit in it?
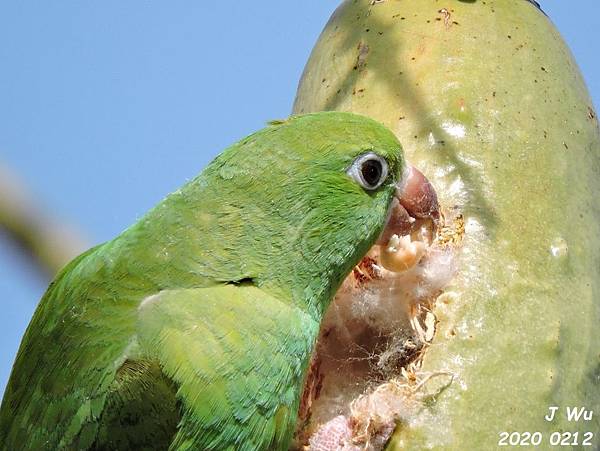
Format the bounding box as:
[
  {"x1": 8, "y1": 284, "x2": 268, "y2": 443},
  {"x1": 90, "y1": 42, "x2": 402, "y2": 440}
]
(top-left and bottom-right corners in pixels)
[{"x1": 294, "y1": 1, "x2": 600, "y2": 448}]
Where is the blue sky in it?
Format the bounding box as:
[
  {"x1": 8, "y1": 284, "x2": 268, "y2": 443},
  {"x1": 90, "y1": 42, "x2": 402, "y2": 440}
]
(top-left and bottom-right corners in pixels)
[{"x1": 1, "y1": 2, "x2": 598, "y2": 395}]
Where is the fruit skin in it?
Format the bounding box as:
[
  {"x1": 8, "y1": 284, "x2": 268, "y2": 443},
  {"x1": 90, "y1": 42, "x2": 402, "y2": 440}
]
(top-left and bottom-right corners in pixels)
[{"x1": 294, "y1": 1, "x2": 600, "y2": 449}]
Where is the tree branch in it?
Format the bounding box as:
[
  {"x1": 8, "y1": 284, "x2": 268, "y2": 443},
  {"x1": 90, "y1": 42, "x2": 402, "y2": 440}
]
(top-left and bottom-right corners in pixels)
[{"x1": 0, "y1": 165, "x2": 88, "y2": 277}]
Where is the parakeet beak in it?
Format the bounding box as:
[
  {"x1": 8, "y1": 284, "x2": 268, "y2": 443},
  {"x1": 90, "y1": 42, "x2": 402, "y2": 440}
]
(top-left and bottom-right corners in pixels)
[
  {"x1": 396, "y1": 165, "x2": 440, "y2": 224},
  {"x1": 377, "y1": 165, "x2": 440, "y2": 245}
]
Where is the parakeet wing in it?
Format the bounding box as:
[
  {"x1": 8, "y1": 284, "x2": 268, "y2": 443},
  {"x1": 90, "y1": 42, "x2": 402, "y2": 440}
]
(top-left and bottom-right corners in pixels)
[
  {"x1": 2, "y1": 270, "x2": 317, "y2": 451},
  {"x1": 135, "y1": 284, "x2": 318, "y2": 451}
]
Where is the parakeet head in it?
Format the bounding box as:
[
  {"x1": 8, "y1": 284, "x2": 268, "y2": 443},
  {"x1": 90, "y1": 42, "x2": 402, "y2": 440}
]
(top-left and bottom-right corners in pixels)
[{"x1": 148, "y1": 111, "x2": 438, "y2": 316}]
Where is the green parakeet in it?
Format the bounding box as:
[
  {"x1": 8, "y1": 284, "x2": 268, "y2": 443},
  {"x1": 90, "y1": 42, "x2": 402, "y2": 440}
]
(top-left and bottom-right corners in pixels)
[{"x1": 0, "y1": 112, "x2": 438, "y2": 450}]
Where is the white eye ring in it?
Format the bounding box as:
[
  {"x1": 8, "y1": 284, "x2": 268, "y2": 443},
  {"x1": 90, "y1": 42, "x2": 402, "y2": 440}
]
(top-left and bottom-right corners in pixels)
[{"x1": 347, "y1": 152, "x2": 389, "y2": 191}]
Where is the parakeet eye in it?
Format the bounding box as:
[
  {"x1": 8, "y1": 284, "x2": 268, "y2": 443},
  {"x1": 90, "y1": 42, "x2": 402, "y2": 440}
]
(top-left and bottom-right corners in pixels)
[{"x1": 347, "y1": 152, "x2": 389, "y2": 190}]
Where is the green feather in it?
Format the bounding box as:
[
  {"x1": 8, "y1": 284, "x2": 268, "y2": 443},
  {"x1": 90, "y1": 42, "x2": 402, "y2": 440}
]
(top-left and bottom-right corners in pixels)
[{"x1": 0, "y1": 112, "x2": 404, "y2": 450}]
